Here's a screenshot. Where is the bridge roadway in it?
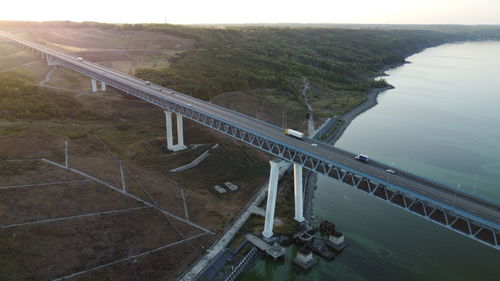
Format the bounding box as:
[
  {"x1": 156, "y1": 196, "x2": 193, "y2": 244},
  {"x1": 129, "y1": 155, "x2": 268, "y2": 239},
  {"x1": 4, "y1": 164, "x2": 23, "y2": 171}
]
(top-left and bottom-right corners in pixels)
[{"x1": 1, "y1": 32, "x2": 499, "y2": 249}]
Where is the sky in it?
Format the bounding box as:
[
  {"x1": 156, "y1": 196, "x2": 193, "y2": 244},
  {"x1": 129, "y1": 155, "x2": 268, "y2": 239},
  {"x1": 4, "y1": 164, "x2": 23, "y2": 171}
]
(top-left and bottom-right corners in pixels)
[{"x1": 1, "y1": 0, "x2": 499, "y2": 25}]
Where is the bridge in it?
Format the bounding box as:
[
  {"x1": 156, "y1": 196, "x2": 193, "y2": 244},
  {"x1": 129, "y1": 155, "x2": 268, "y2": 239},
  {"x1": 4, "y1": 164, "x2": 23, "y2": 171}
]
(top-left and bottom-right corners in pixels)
[{"x1": 1, "y1": 31, "x2": 499, "y2": 251}]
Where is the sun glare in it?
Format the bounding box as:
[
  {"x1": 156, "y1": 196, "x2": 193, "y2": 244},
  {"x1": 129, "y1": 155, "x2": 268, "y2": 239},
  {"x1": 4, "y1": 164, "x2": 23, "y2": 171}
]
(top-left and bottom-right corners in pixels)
[{"x1": 0, "y1": 0, "x2": 499, "y2": 25}]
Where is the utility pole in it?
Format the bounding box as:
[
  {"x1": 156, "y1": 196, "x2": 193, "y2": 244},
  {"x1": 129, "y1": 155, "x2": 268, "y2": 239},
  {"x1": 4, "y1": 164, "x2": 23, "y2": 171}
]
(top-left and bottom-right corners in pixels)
[
  {"x1": 282, "y1": 109, "x2": 286, "y2": 128},
  {"x1": 64, "y1": 140, "x2": 68, "y2": 168}
]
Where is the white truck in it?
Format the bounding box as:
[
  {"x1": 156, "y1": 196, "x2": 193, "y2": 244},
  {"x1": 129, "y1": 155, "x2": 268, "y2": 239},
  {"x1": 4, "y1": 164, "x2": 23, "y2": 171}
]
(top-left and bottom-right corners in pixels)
[
  {"x1": 284, "y1": 129, "x2": 304, "y2": 139},
  {"x1": 355, "y1": 154, "x2": 369, "y2": 162}
]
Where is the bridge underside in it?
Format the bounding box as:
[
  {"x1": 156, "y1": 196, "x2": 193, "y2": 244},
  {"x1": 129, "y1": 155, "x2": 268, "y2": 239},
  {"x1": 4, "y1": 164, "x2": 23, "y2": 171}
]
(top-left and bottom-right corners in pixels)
[
  {"x1": 14, "y1": 41, "x2": 499, "y2": 251},
  {"x1": 341, "y1": 173, "x2": 499, "y2": 248}
]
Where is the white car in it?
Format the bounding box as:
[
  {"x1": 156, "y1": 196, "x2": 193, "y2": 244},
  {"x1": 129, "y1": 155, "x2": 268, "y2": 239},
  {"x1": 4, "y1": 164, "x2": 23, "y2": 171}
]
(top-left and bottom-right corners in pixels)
[
  {"x1": 311, "y1": 143, "x2": 318, "y2": 147},
  {"x1": 386, "y1": 169, "x2": 396, "y2": 174}
]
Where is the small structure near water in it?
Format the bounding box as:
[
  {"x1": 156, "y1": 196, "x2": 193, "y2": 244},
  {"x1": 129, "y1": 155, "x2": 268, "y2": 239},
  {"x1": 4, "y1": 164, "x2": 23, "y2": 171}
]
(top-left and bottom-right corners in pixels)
[
  {"x1": 312, "y1": 238, "x2": 334, "y2": 261},
  {"x1": 287, "y1": 219, "x2": 349, "y2": 271},
  {"x1": 326, "y1": 230, "x2": 349, "y2": 251},
  {"x1": 245, "y1": 233, "x2": 285, "y2": 260},
  {"x1": 292, "y1": 245, "x2": 318, "y2": 270},
  {"x1": 320, "y1": 220, "x2": 350, "y2": 251},
  {"x1": 320, "y1": 220, "x2": 335, "y2": 234}
]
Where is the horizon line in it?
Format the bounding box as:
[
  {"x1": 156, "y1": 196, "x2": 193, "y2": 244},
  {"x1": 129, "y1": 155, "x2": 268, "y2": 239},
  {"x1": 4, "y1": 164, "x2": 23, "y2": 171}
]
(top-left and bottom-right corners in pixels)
[{"x1": 1, "y1": 20, "x2": 500, "y2": 26}]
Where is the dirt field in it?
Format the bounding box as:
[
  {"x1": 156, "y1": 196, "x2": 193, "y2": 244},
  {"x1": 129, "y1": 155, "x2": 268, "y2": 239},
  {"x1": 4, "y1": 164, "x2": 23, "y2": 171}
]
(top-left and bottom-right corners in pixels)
[
  {"x1": 0, "y1": 28, "x2": 270, "y2": 280},
  {"x1": 7, "y1": 27, "x2": 195, "y2": 74}
]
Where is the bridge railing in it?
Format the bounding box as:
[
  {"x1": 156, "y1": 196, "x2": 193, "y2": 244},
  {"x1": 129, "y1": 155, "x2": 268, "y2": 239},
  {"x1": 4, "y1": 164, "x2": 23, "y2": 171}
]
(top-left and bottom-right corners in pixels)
[{"x1": 5, "y1": 32, "x2": 499, "y2": 232}]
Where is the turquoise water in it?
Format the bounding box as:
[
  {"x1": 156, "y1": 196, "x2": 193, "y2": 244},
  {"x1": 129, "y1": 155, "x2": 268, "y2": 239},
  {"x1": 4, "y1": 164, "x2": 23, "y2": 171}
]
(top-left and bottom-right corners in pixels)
[{"x1": 239, "y1": 41, "x2": 500, "y2": 281}]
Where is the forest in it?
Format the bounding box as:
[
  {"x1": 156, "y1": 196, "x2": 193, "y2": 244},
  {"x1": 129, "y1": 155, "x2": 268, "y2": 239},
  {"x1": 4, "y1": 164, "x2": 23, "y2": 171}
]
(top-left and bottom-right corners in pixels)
[
  {"x1": 0, "y1": 73, "x2": 94, "y2": 120},
  {"x1": 2, "y1": 21, "x2": 500, "y2": 102},
  {"x1": 133, "y1": 26, "x2": 457, "y2": 100},
  {"x1": 118, "y1": 23, "x2": 500, "y2": 101}
]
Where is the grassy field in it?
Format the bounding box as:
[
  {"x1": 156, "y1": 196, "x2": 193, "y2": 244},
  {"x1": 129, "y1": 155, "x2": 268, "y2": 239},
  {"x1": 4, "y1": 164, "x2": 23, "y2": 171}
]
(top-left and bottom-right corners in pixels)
[{"x1": 0, "y1": 34, "x2": 270, "y2": 280}]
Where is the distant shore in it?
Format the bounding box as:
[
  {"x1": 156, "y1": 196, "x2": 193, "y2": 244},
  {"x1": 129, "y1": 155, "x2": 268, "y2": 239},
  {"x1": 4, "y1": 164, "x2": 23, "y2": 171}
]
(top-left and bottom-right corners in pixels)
[{"x1": 325, "y1": 84, "x2": 394, "y2": 144}]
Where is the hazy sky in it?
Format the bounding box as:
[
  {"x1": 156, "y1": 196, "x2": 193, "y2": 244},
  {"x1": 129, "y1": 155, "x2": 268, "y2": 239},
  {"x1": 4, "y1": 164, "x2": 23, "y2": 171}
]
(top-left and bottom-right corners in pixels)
[{"x1": 1, "y1": 0, "x2": 499, "y2": 24}]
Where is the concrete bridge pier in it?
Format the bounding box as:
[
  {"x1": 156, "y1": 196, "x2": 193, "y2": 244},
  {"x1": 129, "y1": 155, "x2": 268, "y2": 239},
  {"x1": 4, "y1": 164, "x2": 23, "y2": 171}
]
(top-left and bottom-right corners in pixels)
[
  {"x1": 164, "y1": 111, "x2": 187, "y2": 151},
  {"x1": 293, "y1": 163, "x2": 305, "y2": 222},
  {"x1": 46, "y1": 55, "x2": 59, "y2": 66},
  {"x1": 90, "y1": 79, "x2": 106, "y2": 93},
  {"x1": 263, "y1": 161, "x2": 305, "y2": 239},
  {"x1": 91, "y1": 79, "x2": 98, "y2": 92},
  {"x1": 262, "y1": 159, "x2": 281, "y2": 239}
]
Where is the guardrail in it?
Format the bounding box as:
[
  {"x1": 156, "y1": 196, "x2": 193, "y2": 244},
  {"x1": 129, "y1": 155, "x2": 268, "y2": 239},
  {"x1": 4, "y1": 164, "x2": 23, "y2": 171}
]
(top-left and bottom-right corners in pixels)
[{"x1": 2, "y1": 32, "x2": 498, "y2": 250}]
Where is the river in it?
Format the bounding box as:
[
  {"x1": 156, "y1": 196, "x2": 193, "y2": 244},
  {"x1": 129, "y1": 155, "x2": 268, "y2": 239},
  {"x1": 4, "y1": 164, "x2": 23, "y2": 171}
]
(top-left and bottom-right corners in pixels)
[{"x1": 239, "y1": 41, "x2": 500, "y2": 281}]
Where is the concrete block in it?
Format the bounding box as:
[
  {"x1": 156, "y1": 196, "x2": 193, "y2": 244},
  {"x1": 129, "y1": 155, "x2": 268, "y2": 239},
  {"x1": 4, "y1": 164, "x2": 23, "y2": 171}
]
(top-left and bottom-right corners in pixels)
[
  {"x1": 224, "y1": 182, "x2": 239, "y2": 191},
  {"x1": 213, "y1": 185, "x2": 227, "y2": 194}
]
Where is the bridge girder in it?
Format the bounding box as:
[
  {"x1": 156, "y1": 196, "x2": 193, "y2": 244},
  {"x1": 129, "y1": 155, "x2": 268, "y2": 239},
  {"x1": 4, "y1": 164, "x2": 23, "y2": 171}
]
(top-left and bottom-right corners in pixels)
[{"x1": 8, "y1": 38, "x2": 499, "y2": 251}]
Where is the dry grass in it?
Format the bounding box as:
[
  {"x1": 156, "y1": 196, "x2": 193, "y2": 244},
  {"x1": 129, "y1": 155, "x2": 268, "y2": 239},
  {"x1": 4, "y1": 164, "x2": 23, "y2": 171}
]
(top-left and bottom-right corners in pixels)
[
  {"x1": 212, "y1": 89, "x2": 310, "y2": 132},
  {"x1": 0, "y1": 32, "x2": 271, "y2": 280},
  {"x1": 9, "y1": 27, "x2": 195, "y2": 74}
]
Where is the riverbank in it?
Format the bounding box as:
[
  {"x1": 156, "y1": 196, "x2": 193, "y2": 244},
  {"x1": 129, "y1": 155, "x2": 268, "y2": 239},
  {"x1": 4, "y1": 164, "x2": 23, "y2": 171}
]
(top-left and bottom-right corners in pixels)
[
  {"x1": 304, "y1": 64, "x2": 402, "y2": 223},
  {"x1": 324, "y1": 85, "x2": 394, "y2": 144},
  {"x1": 291, "y1": 40, "x2": 500, "y2": 281},
  {"x1": 302, "y1": 83, "x2": 394, "y2": 221},
  {"x1": 213, "y1": 41, "x2": 464, "y2": 279}
]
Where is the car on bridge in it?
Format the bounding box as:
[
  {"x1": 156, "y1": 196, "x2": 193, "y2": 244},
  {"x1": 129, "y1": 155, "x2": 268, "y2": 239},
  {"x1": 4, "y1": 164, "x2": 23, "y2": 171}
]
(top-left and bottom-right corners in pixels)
[{"x1": 355, "y1": 154, "x2": 369, "y2": 162}]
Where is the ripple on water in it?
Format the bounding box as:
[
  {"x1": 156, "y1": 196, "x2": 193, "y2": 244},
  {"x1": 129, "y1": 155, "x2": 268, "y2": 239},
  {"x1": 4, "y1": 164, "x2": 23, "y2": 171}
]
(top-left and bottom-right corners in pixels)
[{"x1": 482, "y1": 162, "x2": 500, "y2": 175}]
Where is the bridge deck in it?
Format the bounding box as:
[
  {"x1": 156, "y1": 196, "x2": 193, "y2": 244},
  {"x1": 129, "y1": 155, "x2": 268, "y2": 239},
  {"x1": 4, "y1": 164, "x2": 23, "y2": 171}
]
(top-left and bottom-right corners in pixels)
[{"x1": 1, "y1": 31, "x2": 498, "y2": 250}]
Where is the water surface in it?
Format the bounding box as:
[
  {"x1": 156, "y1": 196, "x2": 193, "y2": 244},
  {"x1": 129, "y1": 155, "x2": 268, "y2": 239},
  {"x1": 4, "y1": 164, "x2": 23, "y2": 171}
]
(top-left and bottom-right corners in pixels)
[{"x1": 240, "y1": 41, "x2": 500, "y2": 281}]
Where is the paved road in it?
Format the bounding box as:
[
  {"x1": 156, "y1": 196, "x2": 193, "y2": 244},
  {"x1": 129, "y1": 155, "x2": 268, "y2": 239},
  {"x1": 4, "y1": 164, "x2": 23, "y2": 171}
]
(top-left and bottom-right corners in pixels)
[{"x1": 2, "y1": 32, "x2": 499, "y2": 230}]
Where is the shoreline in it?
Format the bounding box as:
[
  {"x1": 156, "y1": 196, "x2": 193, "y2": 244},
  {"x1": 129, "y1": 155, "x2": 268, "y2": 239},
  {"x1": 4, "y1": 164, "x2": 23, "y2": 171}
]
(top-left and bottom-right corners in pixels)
[
  {"x1": 302, "y1": 85, "x2": 394, "y2": 222},
  {"x1": 302, "y1": 61, "x2": 405, "y2": 224},
  {"x1": 198, "y1": 45, "x2": 434, "y2": 278},
  {"x1": 325, "y1": 85, "x2": 394, "y2": 144},
  {"x1": 212, "y1": 40, "x2": 495, "y2": 279}
]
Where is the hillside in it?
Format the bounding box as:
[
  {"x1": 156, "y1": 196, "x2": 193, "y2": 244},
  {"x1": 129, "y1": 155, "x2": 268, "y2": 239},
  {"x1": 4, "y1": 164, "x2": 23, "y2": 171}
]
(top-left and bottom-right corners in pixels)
[
  {"x1": 134, "y1": 26, "x2": 456, "y2": 99},
  {"x1": 3, "y1": 22, "x2": 499, "y2": 128}
]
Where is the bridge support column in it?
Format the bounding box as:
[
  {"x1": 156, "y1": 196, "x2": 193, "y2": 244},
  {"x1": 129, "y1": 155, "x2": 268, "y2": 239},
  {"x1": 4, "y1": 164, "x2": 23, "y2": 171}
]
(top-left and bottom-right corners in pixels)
[
  {"x1": 46, "y1": 55, "x2": 59, "y2": 66},
  {"x1": 100, "y1": 81, "x2": 106, "y2": 91},
  {"x1": 91, "y1": 79, "x2": 98, "y2": 93},
  {"x1": 165, "y1": 111, "x2": 187, "y2": 152},
  {"x1": 165, "y1": 111, "x2": 174, "y2": 149},
  {"x1": 176, "y1": 112, "x2": 185, "y2": 148},
  {"x1": 294, "y1": 164, "x2": 305, "y2": 222},
  {"x1": 262, "y1": 160, "x2": 281, "y2": 239}
]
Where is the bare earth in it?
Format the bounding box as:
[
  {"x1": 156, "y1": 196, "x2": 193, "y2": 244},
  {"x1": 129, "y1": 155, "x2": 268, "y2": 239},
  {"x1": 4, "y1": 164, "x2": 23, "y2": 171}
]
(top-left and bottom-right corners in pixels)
[{"x1": 0, "y1": 27, "x2": 270, "y2": 280}]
